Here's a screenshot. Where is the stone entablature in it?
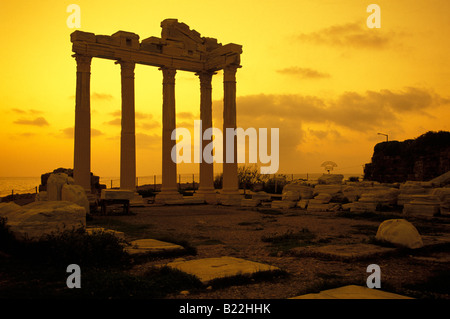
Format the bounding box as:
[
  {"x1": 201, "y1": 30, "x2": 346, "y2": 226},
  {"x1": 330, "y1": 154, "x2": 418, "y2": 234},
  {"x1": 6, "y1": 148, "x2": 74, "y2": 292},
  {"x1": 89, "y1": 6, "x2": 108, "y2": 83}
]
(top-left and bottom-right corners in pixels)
[{"x1": 71, "y1": 19, "x2": 242, "y2": 73}]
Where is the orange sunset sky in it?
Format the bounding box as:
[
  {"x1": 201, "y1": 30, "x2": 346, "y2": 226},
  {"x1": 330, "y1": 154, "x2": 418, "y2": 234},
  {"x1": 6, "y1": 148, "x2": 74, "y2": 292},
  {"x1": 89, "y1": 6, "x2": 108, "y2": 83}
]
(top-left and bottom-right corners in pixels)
[{"x1": 1, "y1": 0, "x2": 449, "y2": 179}]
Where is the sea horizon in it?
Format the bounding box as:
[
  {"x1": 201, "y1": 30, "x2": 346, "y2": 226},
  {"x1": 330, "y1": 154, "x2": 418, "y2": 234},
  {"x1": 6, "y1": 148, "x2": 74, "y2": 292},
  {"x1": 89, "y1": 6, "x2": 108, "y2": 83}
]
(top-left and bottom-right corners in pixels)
[{"x1": 0, "y1": 172, "x2": 364, "y2": 198}]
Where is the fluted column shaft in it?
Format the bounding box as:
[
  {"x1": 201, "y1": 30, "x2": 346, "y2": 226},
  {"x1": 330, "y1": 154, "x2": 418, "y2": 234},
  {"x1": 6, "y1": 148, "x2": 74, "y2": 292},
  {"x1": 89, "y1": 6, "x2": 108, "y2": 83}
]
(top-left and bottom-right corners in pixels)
[
  {"x1": 222, "y1": 65, "x2": 239, "y2": 193},
  {"x1": 161, "y1": 67, "x2": 178, "y2": 193},
  {"x1": 197, "y1": 71, "x2": 215, "y2": 192},
  {"x1": 73, "y1": 54, "x2": 92, "y2": 192},
  {"x1": 119, "y1": 60, "x2": 136, "y2": 191}
]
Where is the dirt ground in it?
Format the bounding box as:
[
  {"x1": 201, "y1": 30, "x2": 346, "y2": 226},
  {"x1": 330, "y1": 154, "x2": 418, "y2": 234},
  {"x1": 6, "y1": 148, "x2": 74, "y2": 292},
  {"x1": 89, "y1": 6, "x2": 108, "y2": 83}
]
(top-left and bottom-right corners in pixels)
[{"x1": 90, "y1": 204, "x2": 450, "y2": 299}]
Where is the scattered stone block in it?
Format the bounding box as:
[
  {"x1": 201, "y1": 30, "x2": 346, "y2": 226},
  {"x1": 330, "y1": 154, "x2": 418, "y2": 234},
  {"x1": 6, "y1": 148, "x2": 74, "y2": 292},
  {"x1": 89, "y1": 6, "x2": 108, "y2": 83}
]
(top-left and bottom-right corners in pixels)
[
  {"x1": 307, "y1": 202, "x2": 340, "y2": 212},
  {"x1": 313, "y1": 193, "x2": 332, "y2": 204},
  {"x1": 313, "y1": 185, "x2": 342, "y2": 197},
  {"x1": 359, "y1": 188, "x2": 400, "y2": 205},
  {"x1": 281, "y1": 191, "x2": 300, "y2": 201},
  {"x1": 291, "y1": 285, "x2": 413, "y2": 299},
  {"x1": 403, "y1": 203, "x2": 440, "y2": 217},
  {"x1": 429, "y1": 170, "x2": 450, "y2": 187},
  {"x1": 282, "y1": 183, "x2": 314, "y2": 199},
  {"x1": 251, "y1": 191, "x2": 271, "y2": 201},
  {"x1": 241, "y1": 198, "x2": 261, "y2": 207},
  {"x1": 318, "y1": 174, "x2": 343, "y2": 185},
  {"x1": 297, "y1": 199, "x2": 309, "y2": 209},
  {"x1": 47, "y1": 173, "x2": 74, "y2": 201},
  {"x1": 86, "y1": 227, "x2": 125, "y2": 239},
  {"x1": 0, "y1": 201, "x2": 86, "y2": 241},
  {"x1": 271, "y1": 200, "x2": 296, "y2": 209},
  {"x1": 342, "y1": 186, "x2": 361, "y2": 202},
  {"x1": 61, "y1": 184, "x2": 90, "y2": 214},
  {"x1": 375, "y1": 219, "x2": 423, "y2": 249},
  {"x1": 125, "y1": 239, "x2": 184, "y2": 255},
  {"x1": 165, "y1": 256, "x2": 279, "y2": 284}
]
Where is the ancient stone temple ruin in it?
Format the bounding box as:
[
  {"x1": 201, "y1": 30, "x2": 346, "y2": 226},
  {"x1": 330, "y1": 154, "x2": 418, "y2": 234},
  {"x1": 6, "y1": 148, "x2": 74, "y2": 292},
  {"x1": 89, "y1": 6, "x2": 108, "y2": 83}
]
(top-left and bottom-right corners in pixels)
[{"x1": 70, "y1": 19, "x2": 242, "y2": 204}]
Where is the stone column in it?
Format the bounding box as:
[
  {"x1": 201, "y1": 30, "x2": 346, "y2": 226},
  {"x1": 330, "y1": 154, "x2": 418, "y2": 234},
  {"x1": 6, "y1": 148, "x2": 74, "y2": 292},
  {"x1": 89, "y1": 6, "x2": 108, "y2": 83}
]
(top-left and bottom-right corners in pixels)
[
  {"x1": 222, "y1": 65, "x2": 240, "y2": 202},
  {"x1": 156, "y1": 67, "x2": 182, "y2": 202},
  {"x1": 118, "y1": 60, "x2": 136, "y2": 191},
  {"x1": 196, "y1": 71, "x2": 216, "y2": 203},
  {"x1": 73, "y1": 54, "x2": 92, "y2": 192}
]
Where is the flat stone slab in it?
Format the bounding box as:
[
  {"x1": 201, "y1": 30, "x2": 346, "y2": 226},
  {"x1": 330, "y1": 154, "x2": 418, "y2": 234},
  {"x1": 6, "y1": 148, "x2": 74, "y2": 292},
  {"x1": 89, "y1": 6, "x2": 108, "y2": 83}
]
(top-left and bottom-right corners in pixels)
[
  {"x1": 125, "y1": 239, "x2": 184, "y2": 255},
  {"x1": 291, "y1": 285, "x2": 413, "y2": 299},
  {"x1": 290, "y1": 243, "x2": 396, "y2": 261},
  {"x1": 165, "y1": 256, "x2": 279, "y2": 284}
]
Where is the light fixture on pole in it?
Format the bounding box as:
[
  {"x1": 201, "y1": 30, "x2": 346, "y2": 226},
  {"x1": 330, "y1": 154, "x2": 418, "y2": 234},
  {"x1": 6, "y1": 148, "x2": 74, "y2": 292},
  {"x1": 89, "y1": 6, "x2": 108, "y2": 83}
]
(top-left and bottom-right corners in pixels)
[{"x1": 377, "y1": 132, "x2": 388, "y2": 142}]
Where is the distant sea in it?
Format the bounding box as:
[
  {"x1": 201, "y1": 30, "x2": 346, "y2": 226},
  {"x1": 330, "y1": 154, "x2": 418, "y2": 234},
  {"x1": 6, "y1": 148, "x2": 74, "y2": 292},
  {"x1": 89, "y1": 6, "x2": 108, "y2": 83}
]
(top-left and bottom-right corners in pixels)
[{"x1": 0, "y1": 173, "x2": 363, "y2": 197}]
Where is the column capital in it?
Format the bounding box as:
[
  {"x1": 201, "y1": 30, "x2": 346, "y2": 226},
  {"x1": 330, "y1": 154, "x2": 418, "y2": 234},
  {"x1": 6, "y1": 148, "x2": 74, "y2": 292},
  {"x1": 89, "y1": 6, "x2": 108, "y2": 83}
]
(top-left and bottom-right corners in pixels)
[
  {"x1": 160, "y1": 67, "x2": 177, "y2": 84},
  {"x1": 73, "y1": 54, "x2": 92, "y2": 73},
  {"x1": 223, "y1": 64, "x2": 240, "y2": 82},
  {"x1": 196, "y1": 71, "x2": 215, "y2": 89},
  {"x1": 116, "y1": 60, "x2": 135, "y2": 78}
]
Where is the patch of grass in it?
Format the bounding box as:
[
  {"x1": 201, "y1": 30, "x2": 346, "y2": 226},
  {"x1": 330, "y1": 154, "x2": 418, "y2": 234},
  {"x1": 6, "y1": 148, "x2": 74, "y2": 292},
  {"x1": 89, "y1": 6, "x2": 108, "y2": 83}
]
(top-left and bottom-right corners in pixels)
[
  {"x1": 350, "y1": 224, "x2": 379, "y2": 235},
  {"x1": 336, "y1": 211, "x2": 402, "y2": 222},
  {"x1": 257, "y1": 208, "x2": 284, "y2": 215},
  {"x1": 262, "y1": 228, "x2": 316, "y2": 254},
  {"x1": 88, "y1": 217, "x2": 154, "y2": 238},
  {"x1": 237, "y1": 221, "x2": 262, "y2": 226},
  {"x1": 195, "y1": 239, "x2": 225, "y2": 246},
  {"x1": 0, "y1": 264, "x2": 204, "y2": 299},
  {"x1": 402, "y1": 269, "x2": 450, "y2": 298},
  {"x1": 208, "y1": 269, "x2": 288, "y2": 290}
]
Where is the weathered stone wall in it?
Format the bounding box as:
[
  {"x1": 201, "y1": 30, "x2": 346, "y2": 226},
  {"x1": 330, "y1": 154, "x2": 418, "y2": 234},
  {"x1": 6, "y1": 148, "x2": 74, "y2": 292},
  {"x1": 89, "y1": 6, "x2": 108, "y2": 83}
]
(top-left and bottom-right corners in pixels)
[{"x1": 364, "y1": 131, "x2": 450, "y2": 183}]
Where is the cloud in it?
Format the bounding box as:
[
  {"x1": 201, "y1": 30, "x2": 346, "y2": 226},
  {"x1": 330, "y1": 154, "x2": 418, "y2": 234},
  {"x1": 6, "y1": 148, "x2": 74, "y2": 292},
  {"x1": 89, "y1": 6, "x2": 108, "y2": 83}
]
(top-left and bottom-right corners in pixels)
[
  {"x1": 104, "y1": 118, "x2": 121, "y2": 126},
  {"x1": 177, "y1": 112, "x2": 196, "y2": 119},
  {"x1": 11, "y1": 108, "x2": 43, "y2": 115},
  {"x1": 14, "y1": 117, "x2": 49, "y2": 126},
  {"x1": 91, "y1": 92, "x2": 114, "y2": 100},
  {"x1": 231, "y1": 87, "x2": 448, "y2": 133},
  {"x1": 297, "y1": 22, "x2": 393, "y2": 49},
  {"x1": 136, "y1": 133, "x2": 161, "y2": 148},
  {"x1": 60, "y1": 127, "x2": 103, "y2": 138},
  {"x1": 276, "y1": 67, "x2": 330, "y2": 79},
  {"x1": 139, "y1": 120, "x2": 160, "y2": 130}
]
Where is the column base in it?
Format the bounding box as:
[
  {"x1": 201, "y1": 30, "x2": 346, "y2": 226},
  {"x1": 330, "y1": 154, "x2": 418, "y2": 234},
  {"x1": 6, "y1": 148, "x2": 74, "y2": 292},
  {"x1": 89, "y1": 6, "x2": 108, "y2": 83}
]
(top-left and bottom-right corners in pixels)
[
  {"x1": 154, "y1": 189, "x2": 183, "y2": 204},
  {"x1": 194, "y1": 188, "x2": 218, "y2": 204},
  {"x1": 130, "y1": 192, "x2": 146, "y2": 206}
]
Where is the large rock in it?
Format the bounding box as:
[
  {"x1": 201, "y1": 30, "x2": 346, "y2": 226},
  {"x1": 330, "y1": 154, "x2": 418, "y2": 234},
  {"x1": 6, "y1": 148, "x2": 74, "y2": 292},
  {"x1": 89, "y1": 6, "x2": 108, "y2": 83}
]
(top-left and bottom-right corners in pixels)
[
  {"x1": 61, "y1": 184, "x2": 90, "y2": 214},
  {"x1": 0, "y1": 201, "x2": 86, "y2": 241},
  {"x1": 375, "y1": 219, "x2": 423, "y2": 249},
  {"x1": 318, "y1": 174, "x2": 344, "y2": 185},
  {"x1": 47, "y1": 173, "x2": 74, "y2": 201}
]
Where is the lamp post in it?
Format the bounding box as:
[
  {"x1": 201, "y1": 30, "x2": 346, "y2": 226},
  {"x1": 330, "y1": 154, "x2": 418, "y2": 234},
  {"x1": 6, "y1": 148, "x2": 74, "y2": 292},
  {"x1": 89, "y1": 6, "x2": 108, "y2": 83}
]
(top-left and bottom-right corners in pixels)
[{"x1": 377, "y1": 132, "x2": 388, "y2": 142}]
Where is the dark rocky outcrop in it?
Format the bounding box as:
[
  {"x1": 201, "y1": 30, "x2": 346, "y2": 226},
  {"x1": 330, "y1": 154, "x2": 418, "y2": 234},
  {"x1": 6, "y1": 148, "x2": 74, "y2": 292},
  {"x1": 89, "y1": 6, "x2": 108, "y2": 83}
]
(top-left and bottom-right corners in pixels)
[{"x1": 364, "y1": 131, "x2": 450, "y2": 183}]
